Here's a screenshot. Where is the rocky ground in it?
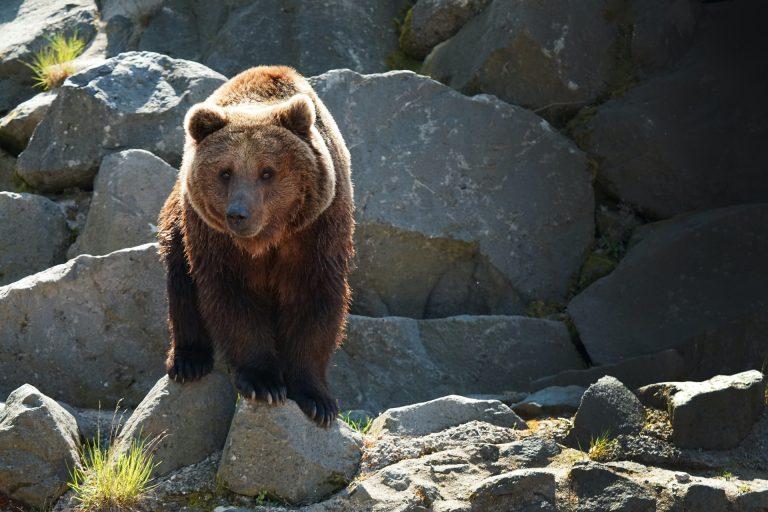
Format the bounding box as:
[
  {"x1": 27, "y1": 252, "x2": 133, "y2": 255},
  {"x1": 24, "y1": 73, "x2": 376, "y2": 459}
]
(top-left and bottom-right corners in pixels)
[{"x1": 0, "y1": 0, "x2": 766, "y2": 510}]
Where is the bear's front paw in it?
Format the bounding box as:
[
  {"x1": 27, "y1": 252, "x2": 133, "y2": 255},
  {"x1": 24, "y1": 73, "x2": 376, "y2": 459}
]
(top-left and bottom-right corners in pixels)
[
  {"x1": 167, "y1": 349, "x2": 214, "y2": 383},
  {"x1": 236, "y1": 367, "x2": 287, "y2": 406},
  {"x1": 288, "y1": 381, "x2": 339, "y2": 429}
]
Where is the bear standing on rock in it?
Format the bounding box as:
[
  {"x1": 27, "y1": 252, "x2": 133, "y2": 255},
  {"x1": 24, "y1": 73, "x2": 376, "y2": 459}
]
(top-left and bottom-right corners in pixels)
[{"x1": 157, "y1": 66, "x2": 354, "y2": 427}]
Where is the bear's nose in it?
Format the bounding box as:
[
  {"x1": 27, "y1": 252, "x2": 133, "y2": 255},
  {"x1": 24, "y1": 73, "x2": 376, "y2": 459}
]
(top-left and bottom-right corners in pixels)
[{"x1": 226, "y1": 204, "x2": 250, "y2": 225}]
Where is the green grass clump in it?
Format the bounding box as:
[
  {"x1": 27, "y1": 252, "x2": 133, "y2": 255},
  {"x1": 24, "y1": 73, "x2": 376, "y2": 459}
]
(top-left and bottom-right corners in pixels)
[
  {"x1": 588, "y1": 430, "x2": 618, "y2": 462},
  {"x1": 68, "y1": 431, "x2": 159, "y2": 511},
  {"x1": 24, "y1": 32, "x2": 86, "y2": 90},
  {"x1": 340, "y1": 411, "x2": 373, "y2": 435}
]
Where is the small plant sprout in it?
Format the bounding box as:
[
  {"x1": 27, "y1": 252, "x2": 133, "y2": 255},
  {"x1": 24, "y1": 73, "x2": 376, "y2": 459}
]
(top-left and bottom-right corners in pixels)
[
  {"x1": 68, "y1": 428, "x2": 162, "y2": 510},
  {"x1": 340, "y1": 411, "x2": 373, "y2": 435},
  {"x1": 24, "y1": 31, "x2": 86, "y2": 90},
  {"x1": 588, "y1": 430, "x2": 618, "y2": 462},
  {"x1": 720, "y1": 469, "x2": 734, "y2": 481}
]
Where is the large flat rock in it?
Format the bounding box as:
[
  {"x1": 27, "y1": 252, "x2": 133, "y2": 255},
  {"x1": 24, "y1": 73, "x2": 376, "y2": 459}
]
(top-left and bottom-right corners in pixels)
[
  {"x1": 422, "y1": 0, "x2": 619, "y2": 113},
  {"x1": 311, "y1": 70, "x2": 594, "y2": 317},
  {"x1": 568, "y1": 204, "x2": 768, "y2": 373},
  {"x1": 331, "y1": 315, "x2": 586, "y2": 414},
  {"x1": 577, "y1": 1, "x2": 768, "y2": 219},
  {"x1": 0, "y1": 243, "x2": 167, "y2": 407},
  {"x1": 103, "y1": 0, "x2": 410, "y2": 77}
]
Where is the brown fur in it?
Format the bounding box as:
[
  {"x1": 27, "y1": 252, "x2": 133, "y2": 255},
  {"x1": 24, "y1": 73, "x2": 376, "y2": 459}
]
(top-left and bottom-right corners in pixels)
[{"x1": 157, "y1": 66, "x2": 354, "y2": 427}]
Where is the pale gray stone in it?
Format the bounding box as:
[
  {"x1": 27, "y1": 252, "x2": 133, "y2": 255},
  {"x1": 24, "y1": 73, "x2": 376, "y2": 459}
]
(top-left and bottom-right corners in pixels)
[
  {"x1": 17, "y1": 52, "x2": 225, "y2": 192},
  {"x1": 0, "y1": 244, "x2": 167, "y2": 407},
  {"x1": 513, "y1": 385, "x2": 586, "y2": 417},
  {"x1": 68, "y1": 149, "x2": 177, "y2": 258},
  {"x1": 637, "y1": 370, "x2": 765, "y2": 450},
  {"x1": 370, "y1": 395, "x2": 526, "y2": 437},
  {"x1": 311, "y1": 70, "x2": 593, "y2": 316},
  {"x1": 0, "y1": 191, "x2": 69, "y2": 285},
  {"x1": 114, "y1": 373, "x2": 236, "y2": 477},
  {"x1": 218, "y1": 400, "x2": 362, "y2": 505},
  {"x1": 0, "y1": 91, "x2": 56, "y2": 154},
  {"x1": 0, "y1": 384, "x2": 80, "y2": 508}
]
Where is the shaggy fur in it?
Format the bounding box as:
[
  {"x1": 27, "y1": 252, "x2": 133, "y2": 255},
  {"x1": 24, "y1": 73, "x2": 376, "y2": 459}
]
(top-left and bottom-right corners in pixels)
[{"x1": 157, "y1": 66, "x2": 354, "y2": 427}]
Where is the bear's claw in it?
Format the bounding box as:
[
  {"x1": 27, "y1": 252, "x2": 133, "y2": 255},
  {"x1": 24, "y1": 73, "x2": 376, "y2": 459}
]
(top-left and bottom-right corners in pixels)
[
  {"x1": 288, "y1": 383, "x2": 339, "y2": 428},
  {"x1": 167, "y1": 351, "x2": 214, "y2": 382},
  {"x1": 236, "y1": 367, "x2": 287, "y2": 406}
]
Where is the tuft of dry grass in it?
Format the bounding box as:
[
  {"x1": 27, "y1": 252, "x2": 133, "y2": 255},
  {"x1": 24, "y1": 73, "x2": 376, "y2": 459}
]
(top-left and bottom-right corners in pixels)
[
  {"x1": 588, "y1": 430, "x2": 618, "y2": 462},
  {"x1": 68, "y1": 429, "x2": 160, "y2": 511},
  {"x1": 24, "y1": 32, "x2": 86, "y2": 90}
]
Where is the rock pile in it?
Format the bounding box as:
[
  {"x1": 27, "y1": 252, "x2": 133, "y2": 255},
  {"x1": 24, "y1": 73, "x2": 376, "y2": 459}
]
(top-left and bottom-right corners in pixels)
[{"x1": 0, "y1": 0, "x2": 765, "y2": 510}]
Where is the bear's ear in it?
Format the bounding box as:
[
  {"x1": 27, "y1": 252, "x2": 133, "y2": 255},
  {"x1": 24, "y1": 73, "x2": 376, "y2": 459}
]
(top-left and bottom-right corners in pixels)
[
  {"x1": 185, "y1": 104, "x2": 228, "y2": 143},
  {"x1": 276, "y1": 94, "x2": 316, "y2": 136}
]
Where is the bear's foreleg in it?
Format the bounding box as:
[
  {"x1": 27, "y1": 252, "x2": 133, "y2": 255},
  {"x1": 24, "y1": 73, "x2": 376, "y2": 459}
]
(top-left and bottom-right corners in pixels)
[
  {"x1": 161, "y1": 225, "x2": 215, "y2": 382},
  {"x1": 277, "y1": 264, "x2": 349, "y2": 428},
  {"x1": 195, "y1": 276, "x2": 287, "y2": 406}
]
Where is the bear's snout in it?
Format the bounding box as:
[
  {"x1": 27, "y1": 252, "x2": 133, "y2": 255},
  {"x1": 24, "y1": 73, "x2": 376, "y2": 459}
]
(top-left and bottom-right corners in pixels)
[{"x1": 226, "y1": 203, "x2": 251, "y2": 231}]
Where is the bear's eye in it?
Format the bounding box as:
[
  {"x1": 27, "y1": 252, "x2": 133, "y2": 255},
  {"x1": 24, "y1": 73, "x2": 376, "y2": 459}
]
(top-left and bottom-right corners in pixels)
[
  {"x1": 261, "y1": 168, "x2": 275, "y2": 181},
  {"x1": 220, "y1": 170, "x2": 231, "y2": 181}
]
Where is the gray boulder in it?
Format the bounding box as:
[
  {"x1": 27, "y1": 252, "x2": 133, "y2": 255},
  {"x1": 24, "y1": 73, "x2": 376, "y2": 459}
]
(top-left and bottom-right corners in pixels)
[
  {"x1": 513, "y1": 385, "x2": 586, "y2": 417},
  {"x1": 571, "y1": 376, "x2": 645, "y2": 448},
  {"x1": 422, "y1": 0, "x2": 619, "y2": 113},
  {"x1": 577, "y1": 2, "x2": 768, "y2": 219},
  {"x1": 469, "y1": 469, "x2": 556, "y2": 511},
  {"x1": 218, "y1": 400, "x2": 363, "y2": 505},
  {"x1": 0, "y1": 384, "x2": 80, "y2": 508},
  {"x1": 497, "y1": 437, "x2": 561, "y2": 468},
  {"x1": 311, "y1": 70, "x2": 593, "y2": 316},
  {"x1": 400, "y1": 0, "x2": 491, "y2": 59},
  {"x1": 0, "y1": 243, "x2": 167, "y2": 407},
  {"x1": 530, "y1": 349, "x2": 686, "y2": 392},
  {"x1": 104, "y1": 0, "x2": 409, "y2": 77},
  {"x1": 630, "y1": 0, "x2": 700, "y2": 73},
  {"x1": 331, "y1": 315, "x2": 586, "y2": 414},
  {"x1": 370, "y1": 395, "x2": 526, "y2": 437},
  {"x1": 568, "y1": 204, "x2": 768, "y2": 373},
  {"x1": 568, "y1": 462, "x2": 656, "y2": 511},
  {"x1": 0, "y1": 0, "x2": 97, "y2": 113},
  {"x1": 114, "y1": 373, "x2": 236, "y2": 477},
  {"x1": 17, "y1": 51, "x2": 225, "y2": 192},
  {"x1": 0, "y1": 149, "x2": 14, "y2": 191},
  {"x1": 0, "y1": 91, "x2": 56, "y2": 154},
  {"x1": 68, "y1": 149, "x2": 177, "y2": 258},
  {"x1": 0, "y1": 191, "x2": 69, "y2": 285},
  {"x1": 637, "y1": 370, "x2": 765, "y2": 450},
  {"x1": 682, "y1": 483, "x2": 728, "y2": 512}
]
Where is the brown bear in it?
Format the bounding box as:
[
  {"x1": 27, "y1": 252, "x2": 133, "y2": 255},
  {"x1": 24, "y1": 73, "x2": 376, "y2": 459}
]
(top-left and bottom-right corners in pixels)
[{"x1": 157, "y1": 66, "x2": 354, "y2": 427}]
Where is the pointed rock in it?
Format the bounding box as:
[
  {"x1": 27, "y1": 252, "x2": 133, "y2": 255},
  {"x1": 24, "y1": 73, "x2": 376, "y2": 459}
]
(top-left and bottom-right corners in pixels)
[
  {"x1": 114, "y1": 372, "x2": 237, "y2": 477},
  {"x1": 0, "y1": 384, "x2": 80, "y2": 508},
  {"x1": 218, "y1": 400, "x2": 363, "y2": 505}
]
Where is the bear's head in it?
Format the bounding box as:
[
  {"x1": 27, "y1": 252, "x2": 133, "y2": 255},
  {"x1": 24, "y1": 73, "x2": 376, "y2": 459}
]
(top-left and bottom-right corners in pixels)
[{"x1": 180, "y1": 94, "x2": 336, "y2": 251}]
